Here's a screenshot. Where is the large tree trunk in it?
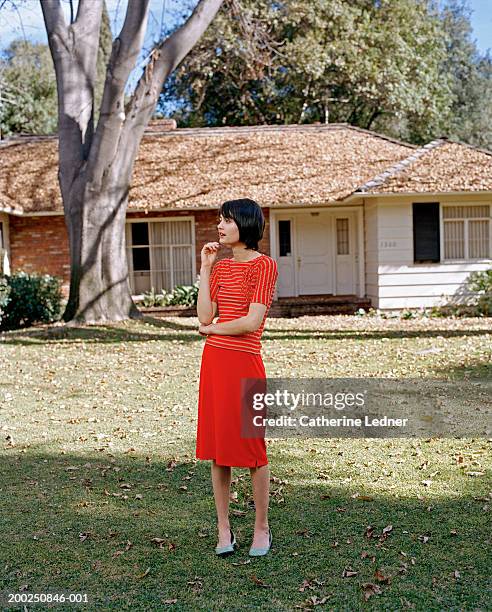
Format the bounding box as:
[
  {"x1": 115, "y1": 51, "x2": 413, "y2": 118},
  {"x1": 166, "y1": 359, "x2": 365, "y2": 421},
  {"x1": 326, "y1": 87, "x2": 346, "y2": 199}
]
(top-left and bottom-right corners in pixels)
[
  {"x1": 41, "y1": 0, "x2": 224, "y2": 324},
  {"x1": 63, "y1": 170, "x2": 140, "y2": 324}
]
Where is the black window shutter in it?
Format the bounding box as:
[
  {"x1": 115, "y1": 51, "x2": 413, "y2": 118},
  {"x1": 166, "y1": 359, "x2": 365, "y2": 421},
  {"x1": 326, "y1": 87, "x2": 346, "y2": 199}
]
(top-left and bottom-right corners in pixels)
[{"x1": 413, "y1": 203, "x2": 440, "y2": 263}]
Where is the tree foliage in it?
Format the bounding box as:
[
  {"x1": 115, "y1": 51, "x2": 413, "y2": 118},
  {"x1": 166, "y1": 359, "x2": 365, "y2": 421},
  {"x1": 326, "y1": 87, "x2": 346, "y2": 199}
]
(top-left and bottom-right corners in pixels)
[
  {"x1": 0, "y1": 0, "x2": 112, "y2": 137},
  {"x1": 161, "y1": 0, "x2": 491, "y2": 148},
  {"x1": 439, "y1": 0, "x2": 492, "y2": 149},
  {"x1": 0, "y1": 40, "x2": 58, "y2": 136}
]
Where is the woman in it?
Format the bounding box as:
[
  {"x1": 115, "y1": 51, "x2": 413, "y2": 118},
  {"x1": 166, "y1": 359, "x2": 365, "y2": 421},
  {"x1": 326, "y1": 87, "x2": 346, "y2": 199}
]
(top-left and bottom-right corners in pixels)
[{"x1": 196, "y1": 198, "x2": 278, "y2": 558}]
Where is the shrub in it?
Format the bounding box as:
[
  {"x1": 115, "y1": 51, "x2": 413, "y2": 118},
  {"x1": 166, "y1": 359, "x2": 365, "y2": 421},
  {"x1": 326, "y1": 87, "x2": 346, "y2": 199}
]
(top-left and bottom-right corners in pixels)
[
  {"x1": 142, "y1": 280, "x2": 199, "y2": 308},
  {"x1": 0, "y1": 271, "x2": 63, "y2": 331},
  {"x1": 466, "y1": 269, "x2": 492, "y2": 316},
  {"x1": 0, "y1": 276, "x2": 11, "y2": 325}
]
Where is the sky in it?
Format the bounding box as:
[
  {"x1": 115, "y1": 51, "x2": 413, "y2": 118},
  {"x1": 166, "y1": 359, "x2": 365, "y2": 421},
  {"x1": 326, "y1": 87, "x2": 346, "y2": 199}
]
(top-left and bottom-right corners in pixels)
[{"x1": 0, "y1": 0, "x2": 490, "y2": 60}]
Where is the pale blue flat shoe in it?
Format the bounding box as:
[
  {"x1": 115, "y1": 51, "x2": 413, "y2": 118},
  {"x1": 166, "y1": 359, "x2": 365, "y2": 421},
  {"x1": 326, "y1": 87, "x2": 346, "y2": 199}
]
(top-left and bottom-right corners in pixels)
[
  {"x1": 249, "y1": 528, "x2": 272, "y2": 557},
  {"x1": 215, "y1": 528, "x2": 237, "y2": 557}
]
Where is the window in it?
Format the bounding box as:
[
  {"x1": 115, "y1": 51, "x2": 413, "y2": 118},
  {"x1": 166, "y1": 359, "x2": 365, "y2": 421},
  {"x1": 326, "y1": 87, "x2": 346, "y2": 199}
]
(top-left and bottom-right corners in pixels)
[
  {"x1": 336, "y1": 218, "x2": 349, "y2": 255},
  {"x1": 125, "y1": 219, "x2": 194, "y2": 294},
  {"x1": 278, "y1": 220, "x2": 291, "y2": 256},
  {"x1": 443, "y1": 205, "x2": 490, "y2": 260},
  {"x1": 413, "y1": 203, "x2": 440, "y2": 263}
]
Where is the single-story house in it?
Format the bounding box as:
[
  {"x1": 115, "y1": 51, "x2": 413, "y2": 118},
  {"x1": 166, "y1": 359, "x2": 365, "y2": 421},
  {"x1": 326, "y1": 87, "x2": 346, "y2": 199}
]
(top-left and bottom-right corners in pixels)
[{"x1": 0, "y1": 121, "x2": 491, "y2": 310}]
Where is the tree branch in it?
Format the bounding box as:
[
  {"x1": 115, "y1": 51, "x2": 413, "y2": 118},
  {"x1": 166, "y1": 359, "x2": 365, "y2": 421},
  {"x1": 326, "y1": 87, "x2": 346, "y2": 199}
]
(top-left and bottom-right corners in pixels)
[
  {"x1": 40, "y1": 0, "x2": 66, "y2": 39},
  {"x1": 41, "y1": 0, "x2": 104, "y2": 199},
  {"x1": 126, "y1": 0, "x2": 224, "y2": 127},
  {"x1": 86, "y1": 0, "x2": 151, "y2": 187},
  {"x1": 75, "y1": 0, "x2": 102, "y2": 29}
]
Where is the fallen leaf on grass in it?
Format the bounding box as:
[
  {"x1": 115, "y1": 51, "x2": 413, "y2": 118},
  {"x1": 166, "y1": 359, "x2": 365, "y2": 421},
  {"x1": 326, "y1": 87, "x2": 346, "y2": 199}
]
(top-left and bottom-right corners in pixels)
[
  {"x1": 150, "y1": 537, "x2": 175, "y2": 551},
  {"x1": 250, "y1": 575, "x2": 271, "y2": 588},
  {"x1": 351, "y1": 493, "x2": 374, "y2": 501},
  {"x1": 374, "y1": 569, "x2": 392, "y2": 584},
  {"x1": 166, "y1": 460, "x2": 177, "y2": 472},
  {"x1": 299, "y1": 578, "x2": 325, "y2": 592},
  {"x1": 342, "y1": 567, "x2": 358, "y2": 578},
  {"x1": 187, "y1": 576, "x2": 203, "y2": 593},
  {"x1": 136, "y1": 567, "x2": 150, "y2": 579},
  {"x1": 304, "y1": 595, "x2": 330, "y2": 606},
  {"x1": 231, "y1": 559, "x2": 251, "y2": 566},
  {"x1": 361, "y1": 582, "x2": 382, "y2": 601}
]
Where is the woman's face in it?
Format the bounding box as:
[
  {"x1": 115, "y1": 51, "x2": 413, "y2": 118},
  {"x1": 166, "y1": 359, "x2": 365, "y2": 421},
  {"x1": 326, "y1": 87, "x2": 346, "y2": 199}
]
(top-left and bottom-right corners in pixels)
[{"x1": 217, "y1": 213, "x2": 241, "y2": 246}]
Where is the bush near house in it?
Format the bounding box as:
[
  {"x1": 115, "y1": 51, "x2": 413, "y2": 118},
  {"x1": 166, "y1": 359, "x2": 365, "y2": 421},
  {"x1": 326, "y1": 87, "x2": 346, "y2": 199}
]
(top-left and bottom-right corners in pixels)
[
  {"x1": 141, "y1": 280, "x2": 199, "y2": 307},
  {"x1": 467, "y1": 269, "x2": 492, "y2": 316},
  {"x1": 0, "y1": 271, "x2": 63, "y2": 331}
]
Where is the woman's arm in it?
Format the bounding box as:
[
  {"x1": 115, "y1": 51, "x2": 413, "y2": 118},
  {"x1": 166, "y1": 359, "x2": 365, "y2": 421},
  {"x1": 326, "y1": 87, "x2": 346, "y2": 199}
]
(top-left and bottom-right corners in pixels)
[
  {"x1": 196, "y1": 241, "x2": 221, "y2": 326},
  {"x1": 196, "y1": 265, "x2": 217, "y2": 326},
  {"x1": 199, "y1": 303, "x2": 267, "y2": 335}
]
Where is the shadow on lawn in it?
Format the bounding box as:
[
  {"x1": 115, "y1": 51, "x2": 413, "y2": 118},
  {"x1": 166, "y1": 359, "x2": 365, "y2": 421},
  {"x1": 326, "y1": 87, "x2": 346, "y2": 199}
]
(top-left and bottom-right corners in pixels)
[
  {"x1": 0, "y1": 316, "x2": 201, "y2": 346},
  {"x1": 1, "y1": 446, "x2": 490, "y2": 610},
  {"x1": 0, "y1": 315, "x2": 491, "y2": 346},
  {"x1": 433, "y1": 355, "x2": 492, "y2": 380}
]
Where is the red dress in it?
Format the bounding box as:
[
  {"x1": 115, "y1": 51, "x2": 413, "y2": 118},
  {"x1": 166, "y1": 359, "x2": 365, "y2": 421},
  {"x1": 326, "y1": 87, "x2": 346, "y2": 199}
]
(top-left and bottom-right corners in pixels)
[{"x1": 195, "y1": 254, "x2": 278, "y2": 467}]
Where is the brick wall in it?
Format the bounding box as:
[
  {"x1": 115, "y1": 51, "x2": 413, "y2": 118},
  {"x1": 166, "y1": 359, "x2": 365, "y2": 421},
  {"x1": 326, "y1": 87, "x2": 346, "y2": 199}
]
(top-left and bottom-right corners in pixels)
[
  {"x1": 8, "y1": 208, "x2": 272, "y2": 298},
  {"x1": 9, "y1": 214, "x2": 71, "y2": 295}
]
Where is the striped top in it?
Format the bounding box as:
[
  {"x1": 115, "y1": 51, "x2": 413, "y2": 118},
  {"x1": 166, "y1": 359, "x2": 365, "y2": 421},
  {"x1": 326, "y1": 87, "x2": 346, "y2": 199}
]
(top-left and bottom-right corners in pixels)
[{"x1": 204, "y1": 253, "x2": 278, "y2": 354}]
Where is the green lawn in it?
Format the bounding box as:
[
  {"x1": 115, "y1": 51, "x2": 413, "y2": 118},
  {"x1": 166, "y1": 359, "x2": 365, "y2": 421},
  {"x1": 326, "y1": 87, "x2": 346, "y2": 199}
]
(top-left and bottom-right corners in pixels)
[{"x1": 0, "y1": 315, "x2": 491, "y2": 611}]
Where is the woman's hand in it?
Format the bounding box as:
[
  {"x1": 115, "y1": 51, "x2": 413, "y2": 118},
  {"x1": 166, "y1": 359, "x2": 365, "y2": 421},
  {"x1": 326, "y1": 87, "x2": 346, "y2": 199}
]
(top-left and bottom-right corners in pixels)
[
  {"x1": 200, "y1": 241, "x2": 220, "y2": 269},
  {"x1": 199, "y1": 323, "x2": 214, "y2": 335}
]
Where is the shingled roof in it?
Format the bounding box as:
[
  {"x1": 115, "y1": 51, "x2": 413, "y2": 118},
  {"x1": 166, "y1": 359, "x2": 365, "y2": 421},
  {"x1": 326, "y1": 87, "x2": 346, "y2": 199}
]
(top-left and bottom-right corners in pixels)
[
  {"x1": 0, "y1": 123, "x2": 414, "y2": 214},
  {"x1": 355, "y1": 138, "x2": 492, "y2": 194},
  {"x1": 1, "y1": 125, "x2": 490, "y2": 216}
]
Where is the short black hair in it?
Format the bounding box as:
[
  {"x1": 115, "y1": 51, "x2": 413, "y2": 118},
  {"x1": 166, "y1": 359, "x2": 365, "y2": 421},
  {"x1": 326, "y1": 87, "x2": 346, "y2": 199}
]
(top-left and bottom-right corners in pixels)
[{"x1": 218, "y1": 198, "x2": 265, "y2": 251}]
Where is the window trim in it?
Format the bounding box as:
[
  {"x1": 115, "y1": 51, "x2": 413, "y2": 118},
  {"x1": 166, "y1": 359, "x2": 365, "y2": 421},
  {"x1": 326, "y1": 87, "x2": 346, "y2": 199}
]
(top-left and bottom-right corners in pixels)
[
  {"x1": 125, "y1": 216, "x2": 196, "y2": 295},
  {"x1": 440, "y1": 203, "x2": 492, "y2": 263}
]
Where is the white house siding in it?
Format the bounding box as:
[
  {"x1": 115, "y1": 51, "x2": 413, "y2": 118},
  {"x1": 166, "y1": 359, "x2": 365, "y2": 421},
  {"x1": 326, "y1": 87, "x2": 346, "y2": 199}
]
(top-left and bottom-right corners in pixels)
[
  {"x1": 364, "y1": 200, "x2": 380, "y2": 306},
  {"x1": 368, "y1": 195, "x2": 492, "y2": 310}
]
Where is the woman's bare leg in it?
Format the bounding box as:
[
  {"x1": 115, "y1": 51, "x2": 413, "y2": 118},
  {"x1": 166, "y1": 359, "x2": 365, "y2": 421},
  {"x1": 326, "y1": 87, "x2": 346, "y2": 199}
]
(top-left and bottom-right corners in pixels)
[
  {"x1": 211, "y1": 460, "x2": 233, "y2": 547},
  {"x1": 250, "y1": 464, "x2": 270, "y2": 548}
]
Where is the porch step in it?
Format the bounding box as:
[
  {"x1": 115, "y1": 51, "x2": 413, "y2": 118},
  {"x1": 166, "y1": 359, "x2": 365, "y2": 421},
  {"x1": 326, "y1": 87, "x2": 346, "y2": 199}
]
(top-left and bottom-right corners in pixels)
[
  {"x1": 269, "y1": 295, "x2": 372, "y2": 318},
  {"x1": 138, "y1": 296, "x2": 372, "y2": 319}
]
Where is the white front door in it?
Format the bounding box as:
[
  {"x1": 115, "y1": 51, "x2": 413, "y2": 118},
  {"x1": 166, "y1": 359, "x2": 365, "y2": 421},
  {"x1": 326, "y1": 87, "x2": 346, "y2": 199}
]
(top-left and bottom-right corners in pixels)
[
  {"x1": 335, "y1": 214, "x2": 355, "y2": 294},
  {"x1": 296, "y1": 212, "x2": 333, "y2": 295},
  {"x1": 275, "y1": 210, "x2": 357, "y2": 297},
  {"x1": 276, "y1": 217, "x2": 296, "y2": 297}
]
